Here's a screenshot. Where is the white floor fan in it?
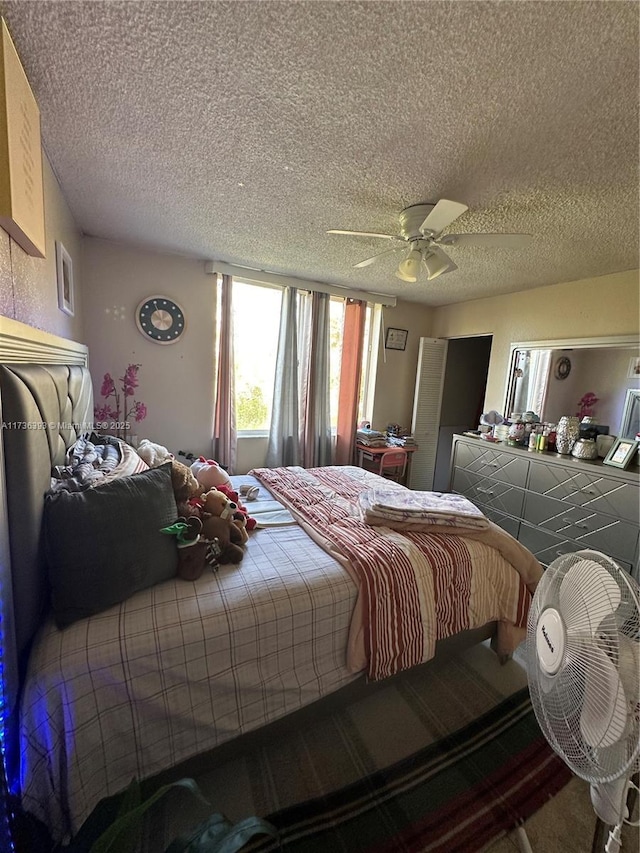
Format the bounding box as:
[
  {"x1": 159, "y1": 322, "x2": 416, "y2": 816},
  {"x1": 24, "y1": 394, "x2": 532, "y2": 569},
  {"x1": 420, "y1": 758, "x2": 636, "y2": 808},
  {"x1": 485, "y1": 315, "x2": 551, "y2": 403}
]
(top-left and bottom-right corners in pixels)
[{"x1": 521, "y1": 550, "x2": 640, "y2": 853}]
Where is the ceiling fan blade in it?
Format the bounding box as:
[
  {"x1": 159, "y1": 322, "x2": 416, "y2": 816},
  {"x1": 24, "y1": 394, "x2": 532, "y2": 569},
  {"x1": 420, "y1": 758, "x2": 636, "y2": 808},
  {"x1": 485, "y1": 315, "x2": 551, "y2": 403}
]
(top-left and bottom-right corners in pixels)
[
  {"x1": 419, "y1": 199, "x2": 468, "y2": 236},
  {"x1": 354, "y1": 245, "x2": 407, "y2": 268},
  {"x1": 423, "y1": 245, "x2": 457, "y2": 280},
  {"x1": 439, "y1": 233, "x2": 533, "y2": 248},
  {"x1": 327, "y1": 229, "x2": 405, "y2": 242}
]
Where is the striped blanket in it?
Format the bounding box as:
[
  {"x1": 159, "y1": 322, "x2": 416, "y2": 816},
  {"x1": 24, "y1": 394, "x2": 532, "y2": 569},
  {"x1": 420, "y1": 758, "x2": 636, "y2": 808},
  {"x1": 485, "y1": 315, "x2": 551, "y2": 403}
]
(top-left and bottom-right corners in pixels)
[{"x1": 251, "y1": 466, "x2": 543, "y2": 680}]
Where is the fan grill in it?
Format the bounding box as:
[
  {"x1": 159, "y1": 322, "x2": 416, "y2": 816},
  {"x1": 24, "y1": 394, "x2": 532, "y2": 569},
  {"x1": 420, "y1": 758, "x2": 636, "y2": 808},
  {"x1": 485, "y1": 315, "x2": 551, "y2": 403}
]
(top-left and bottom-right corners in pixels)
[{"x1": 527, "y1": 551, "x2": 640, "y2": 785}]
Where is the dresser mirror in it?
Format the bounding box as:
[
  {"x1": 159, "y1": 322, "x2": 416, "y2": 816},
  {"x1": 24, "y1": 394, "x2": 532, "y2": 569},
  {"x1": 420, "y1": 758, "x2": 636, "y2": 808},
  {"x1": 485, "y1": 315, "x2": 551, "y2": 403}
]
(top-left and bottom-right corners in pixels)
[{"x1": 504, "y1": 335, "x2": 640, "y2": 437}]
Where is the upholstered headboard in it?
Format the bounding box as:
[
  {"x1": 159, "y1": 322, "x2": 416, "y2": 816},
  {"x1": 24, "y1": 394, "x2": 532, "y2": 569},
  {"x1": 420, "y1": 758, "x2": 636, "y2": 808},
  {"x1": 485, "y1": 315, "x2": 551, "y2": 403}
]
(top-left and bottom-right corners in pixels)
[
  {"x1": 0, "y1": 318, "x2": 91, "y2": 785},
  {"x1": 1, "y1": 364, "x2": 93, "y2": 659}
]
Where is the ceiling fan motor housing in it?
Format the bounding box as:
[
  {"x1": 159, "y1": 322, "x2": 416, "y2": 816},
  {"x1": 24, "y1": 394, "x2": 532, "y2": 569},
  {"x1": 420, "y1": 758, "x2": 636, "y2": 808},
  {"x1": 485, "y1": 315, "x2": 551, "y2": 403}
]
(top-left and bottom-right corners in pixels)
[{"x1": 399, "y1": 203, "x2": 436, "y2": 239}]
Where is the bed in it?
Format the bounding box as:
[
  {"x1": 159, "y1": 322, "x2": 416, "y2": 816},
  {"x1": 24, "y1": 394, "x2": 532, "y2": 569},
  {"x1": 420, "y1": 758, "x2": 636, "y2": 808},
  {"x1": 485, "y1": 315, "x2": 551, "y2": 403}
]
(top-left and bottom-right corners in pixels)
[{"x1": 0, "y1": 320, "x2": 543, "y2": 845}]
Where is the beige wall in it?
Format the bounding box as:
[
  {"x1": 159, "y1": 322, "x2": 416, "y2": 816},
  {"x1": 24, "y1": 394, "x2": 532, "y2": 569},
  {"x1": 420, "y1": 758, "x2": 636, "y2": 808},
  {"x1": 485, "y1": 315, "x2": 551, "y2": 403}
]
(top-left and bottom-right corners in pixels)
[
  {"x1": 371, "y1": 301, "x2": 434, "y2": 432},
  {"x1": 430, "y1": 270, "x2": 639, "y2": 415},
  {"x1": 0, "y1": 155, "x2": 84, "y2": 341},
  {"x1": 236, "y1": 299, "x2": 435, "y2": 473},
  {"x1": 82, "y1": 238, "x2": 217, "y2": 456}
]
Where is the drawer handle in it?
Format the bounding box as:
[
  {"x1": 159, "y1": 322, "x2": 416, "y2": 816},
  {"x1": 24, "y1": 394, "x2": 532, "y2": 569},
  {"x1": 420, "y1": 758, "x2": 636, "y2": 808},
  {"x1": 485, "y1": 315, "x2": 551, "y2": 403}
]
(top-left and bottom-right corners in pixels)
[
  {"x1": 580, "y1": 488, "x2": 596, "y2": 495},
  {"x1": 487, "y1": 462, "x2": 499, "y2": 468},
  {"x1": 561, "y1": 518, "x2": 588, "y2": 530},
  {"x1": 555, "y1": 550, "x2": 568, "y2": 556},
  {"x1": 477, "y1": 487, "x2": 494, "y2": 495}
]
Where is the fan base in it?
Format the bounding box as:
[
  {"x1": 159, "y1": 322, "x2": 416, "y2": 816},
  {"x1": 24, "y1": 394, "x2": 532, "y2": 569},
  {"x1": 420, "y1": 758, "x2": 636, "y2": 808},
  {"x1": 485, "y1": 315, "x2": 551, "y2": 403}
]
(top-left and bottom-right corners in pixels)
[{"x1": 399, "y1": 203, "x2": 435, "y2": 239}]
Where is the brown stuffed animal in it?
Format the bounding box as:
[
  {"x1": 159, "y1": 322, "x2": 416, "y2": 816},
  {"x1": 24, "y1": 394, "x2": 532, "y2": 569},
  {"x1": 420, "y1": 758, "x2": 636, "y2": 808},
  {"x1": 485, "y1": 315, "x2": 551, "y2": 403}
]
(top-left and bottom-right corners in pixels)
[
  {"x1": 170, "y1": 460, "x2": 202, "y2": 505},
  {"x1": 199, "y1": 488, "x2": 249, "y2": 545},
  {"x1": 201, "y1": 515, "x2": 245, "y2": 565},
  {"x1": 160, "y1": 516, "x2": 213, "y2": 580},
  {"x1": 199, "y1": 489, "x2": 246, "y2": 562}
]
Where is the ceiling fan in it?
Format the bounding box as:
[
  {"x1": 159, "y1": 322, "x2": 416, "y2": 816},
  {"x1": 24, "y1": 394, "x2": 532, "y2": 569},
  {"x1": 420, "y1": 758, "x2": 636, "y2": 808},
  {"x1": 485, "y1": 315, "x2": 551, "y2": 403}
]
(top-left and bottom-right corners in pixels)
[{"x1": 327, "y1": 200, "x2": 533, "y2": 282}]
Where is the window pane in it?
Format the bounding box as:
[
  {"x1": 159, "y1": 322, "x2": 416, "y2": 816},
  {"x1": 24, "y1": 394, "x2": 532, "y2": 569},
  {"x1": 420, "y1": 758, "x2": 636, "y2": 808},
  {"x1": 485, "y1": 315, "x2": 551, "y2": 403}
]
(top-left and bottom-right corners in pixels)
[{"x1": 233, "y1": 282, "x2": 282, "y2": 431}]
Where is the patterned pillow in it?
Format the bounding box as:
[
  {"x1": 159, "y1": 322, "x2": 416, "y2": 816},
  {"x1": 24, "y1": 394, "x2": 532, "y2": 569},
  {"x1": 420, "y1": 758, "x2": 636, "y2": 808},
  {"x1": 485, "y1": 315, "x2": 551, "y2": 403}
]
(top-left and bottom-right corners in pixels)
[
  {"x1": 49, "y1": 433, "x2": 149, "y2": 492},
  {"x1": 97, "y1": 441, "x2": 149, "y2": 485}
]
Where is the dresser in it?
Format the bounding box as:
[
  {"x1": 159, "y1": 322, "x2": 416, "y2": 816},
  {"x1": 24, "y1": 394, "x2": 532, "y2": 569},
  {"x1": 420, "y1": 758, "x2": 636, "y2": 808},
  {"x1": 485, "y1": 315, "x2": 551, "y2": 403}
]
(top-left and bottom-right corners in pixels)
[{"x1": 449, "y1": 434, "x2": 640, "y2": 579}]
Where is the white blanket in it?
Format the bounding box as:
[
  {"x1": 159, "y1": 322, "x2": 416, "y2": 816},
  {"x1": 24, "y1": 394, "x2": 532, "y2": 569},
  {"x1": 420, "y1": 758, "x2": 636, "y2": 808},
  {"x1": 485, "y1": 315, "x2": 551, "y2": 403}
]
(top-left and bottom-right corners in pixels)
[{"x1": 359, "y1": 488, "x2": 489, "y2": 530}]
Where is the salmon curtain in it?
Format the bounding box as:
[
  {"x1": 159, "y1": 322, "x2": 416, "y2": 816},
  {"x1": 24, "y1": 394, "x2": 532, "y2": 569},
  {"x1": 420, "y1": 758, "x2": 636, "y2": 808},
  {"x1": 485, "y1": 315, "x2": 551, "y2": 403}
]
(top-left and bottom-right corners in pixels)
[
  {"x1": 335, "y1": 299, "x2": 366, "y2": 465},
  {"x1": 213, "y1": 273, "x2": 237, "y2": 473}
]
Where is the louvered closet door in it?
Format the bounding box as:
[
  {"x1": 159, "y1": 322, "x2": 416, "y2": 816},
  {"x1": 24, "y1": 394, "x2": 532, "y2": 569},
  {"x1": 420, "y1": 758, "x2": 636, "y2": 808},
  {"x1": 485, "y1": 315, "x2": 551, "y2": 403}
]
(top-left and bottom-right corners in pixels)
[{"x1": 409, "y1": 337, "x2": 448, "y2": 491}]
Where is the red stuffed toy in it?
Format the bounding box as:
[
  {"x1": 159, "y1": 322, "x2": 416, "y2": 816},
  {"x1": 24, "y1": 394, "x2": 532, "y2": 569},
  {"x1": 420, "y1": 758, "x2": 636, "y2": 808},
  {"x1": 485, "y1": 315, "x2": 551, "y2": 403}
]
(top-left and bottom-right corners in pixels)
[{"x1": 215, "y1": 483, "x2": 257, "y2": 531}]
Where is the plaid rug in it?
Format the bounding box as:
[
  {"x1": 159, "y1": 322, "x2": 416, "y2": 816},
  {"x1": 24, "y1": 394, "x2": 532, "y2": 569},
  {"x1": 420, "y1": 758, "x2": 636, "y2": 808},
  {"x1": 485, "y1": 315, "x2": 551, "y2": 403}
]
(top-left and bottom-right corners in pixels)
[
  {"x1": 147, "y1": 645, "x2": 572, "y2": 853},
  {"x1": 245, "y1": 687, "x2": 571, "y2": 852}
]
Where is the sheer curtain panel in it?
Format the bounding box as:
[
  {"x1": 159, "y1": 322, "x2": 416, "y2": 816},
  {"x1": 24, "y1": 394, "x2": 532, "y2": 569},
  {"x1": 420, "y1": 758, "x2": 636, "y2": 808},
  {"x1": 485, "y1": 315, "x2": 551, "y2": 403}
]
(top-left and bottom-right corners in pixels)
[
  {"x1": 266, "y1": 287, "x2": 301, "y2": 467},
  {"x1": 335, "y1": 299, "x2": 366, "y2": 465}
]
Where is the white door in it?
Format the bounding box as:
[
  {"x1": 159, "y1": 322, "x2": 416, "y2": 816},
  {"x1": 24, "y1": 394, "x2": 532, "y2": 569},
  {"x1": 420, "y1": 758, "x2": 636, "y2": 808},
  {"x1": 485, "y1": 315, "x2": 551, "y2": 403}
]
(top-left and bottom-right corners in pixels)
[{"x1": 409, "y1": 337, "x2": 448, "y2": 491}]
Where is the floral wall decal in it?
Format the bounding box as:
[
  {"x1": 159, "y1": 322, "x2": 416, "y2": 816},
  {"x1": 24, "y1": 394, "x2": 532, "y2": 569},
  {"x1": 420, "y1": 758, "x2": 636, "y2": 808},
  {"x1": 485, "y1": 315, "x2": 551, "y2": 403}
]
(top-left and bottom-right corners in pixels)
[{"x1": 94, "y1": 363, "x2": 147, "y2": 442}]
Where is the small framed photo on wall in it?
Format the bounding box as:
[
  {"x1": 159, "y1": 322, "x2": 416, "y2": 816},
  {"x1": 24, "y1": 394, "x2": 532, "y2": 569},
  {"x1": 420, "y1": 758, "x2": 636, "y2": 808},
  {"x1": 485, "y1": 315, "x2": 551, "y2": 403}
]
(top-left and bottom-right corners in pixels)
[
  {"x1": 385, "y1": 327, "x2": 408, "y2": 351},
  {"x1": 56, "y1": 241, "x2": 74, "y2": 317},
  {"x1": 627, "y1": 356, "x2": 640, "y2": 378}
]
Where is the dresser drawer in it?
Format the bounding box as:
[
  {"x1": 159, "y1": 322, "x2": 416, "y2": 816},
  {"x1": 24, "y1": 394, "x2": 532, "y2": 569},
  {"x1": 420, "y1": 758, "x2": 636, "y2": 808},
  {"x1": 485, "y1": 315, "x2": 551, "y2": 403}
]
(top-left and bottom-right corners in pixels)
[
  {"x1": 452, "y1": 468, "x2": 525, "y2": 518},
  {"x1": 452, "y1": 442, "x2": 529, "y2": 487},
  {"x1": 518, "y1": 523, "x2": 634, "y2": 574},
  {"x1": 523, "y1": 492, "x2": 639, "y2": 563},
  {"x1": 481, "y1": 506, "x2": 521, "y2": 539},
  {"x1": 527, "y1": 462, "x2": 640, "y2": 524}
]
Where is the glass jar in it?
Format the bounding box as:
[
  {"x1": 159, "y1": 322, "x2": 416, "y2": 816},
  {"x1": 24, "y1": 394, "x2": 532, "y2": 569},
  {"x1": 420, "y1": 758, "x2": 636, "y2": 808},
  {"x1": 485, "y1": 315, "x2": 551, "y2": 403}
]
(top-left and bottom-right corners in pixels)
[
  {"x1": 556, "y1": 416, "x2": 580, "y2": 455},
  {"x1": 571, "y1": 438, "x2": 598, "y2": 460}
]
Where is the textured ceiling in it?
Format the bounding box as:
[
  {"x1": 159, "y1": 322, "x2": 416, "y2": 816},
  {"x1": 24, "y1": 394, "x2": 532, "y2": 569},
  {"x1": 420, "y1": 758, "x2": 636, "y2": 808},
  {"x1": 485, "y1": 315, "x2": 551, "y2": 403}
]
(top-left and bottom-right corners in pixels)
[{"x1": 1, "y1": 0, "x2": 638, "y2": 306}]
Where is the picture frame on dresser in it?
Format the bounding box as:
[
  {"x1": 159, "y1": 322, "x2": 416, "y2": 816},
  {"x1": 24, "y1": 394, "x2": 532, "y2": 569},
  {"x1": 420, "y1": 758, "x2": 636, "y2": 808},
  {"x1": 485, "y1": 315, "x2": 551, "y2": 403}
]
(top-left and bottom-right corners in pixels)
[{"x1": 603, "y1": 437, "x2": 639, "y2": 470}]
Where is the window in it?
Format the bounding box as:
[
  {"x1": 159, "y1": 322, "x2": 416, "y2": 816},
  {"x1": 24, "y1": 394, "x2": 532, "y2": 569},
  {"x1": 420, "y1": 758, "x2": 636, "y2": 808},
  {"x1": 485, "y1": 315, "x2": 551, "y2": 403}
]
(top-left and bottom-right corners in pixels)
[
  {"x1": 232, "y1": 281, "x2": 282, "y2": 432},
  {"x1": 229, "y1": 280, "x2": 377, "y2": 436}
]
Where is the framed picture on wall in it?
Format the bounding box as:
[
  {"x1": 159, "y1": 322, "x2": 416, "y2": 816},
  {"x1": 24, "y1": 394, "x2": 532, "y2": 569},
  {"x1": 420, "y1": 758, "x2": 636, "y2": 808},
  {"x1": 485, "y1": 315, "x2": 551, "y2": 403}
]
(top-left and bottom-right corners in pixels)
[
  {"x1": 627, "y1": 356, "x2": 640, "y2": 378},
  {"x1": 385, "y1": 327, "x2": 408, "y2": 351},
  {"x1": 56, "y1": 241, "x2": 74, "y2": 317}
]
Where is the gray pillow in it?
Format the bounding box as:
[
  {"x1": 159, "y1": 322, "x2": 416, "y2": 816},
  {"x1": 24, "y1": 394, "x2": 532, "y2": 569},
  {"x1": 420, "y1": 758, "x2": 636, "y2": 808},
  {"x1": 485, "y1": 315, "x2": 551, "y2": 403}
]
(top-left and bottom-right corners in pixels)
[{"x1": 44, "y1": 461, "x2": 178, "y2": 628}]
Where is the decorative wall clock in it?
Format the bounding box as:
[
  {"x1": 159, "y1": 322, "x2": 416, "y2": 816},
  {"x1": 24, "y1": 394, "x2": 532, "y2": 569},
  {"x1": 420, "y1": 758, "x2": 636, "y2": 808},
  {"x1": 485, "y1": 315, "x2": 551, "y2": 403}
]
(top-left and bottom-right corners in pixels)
[
  {"x1": 135, "y1": 296, "x2": 185, "y2": 344},
  {"x1": 554, "y1": 355, "x2": 572, "y2": 380}
]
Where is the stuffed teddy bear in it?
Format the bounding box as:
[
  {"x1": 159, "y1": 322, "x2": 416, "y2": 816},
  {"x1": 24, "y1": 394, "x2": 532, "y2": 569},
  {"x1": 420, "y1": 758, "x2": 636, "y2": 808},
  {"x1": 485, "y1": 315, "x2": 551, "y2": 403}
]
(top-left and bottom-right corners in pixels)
[
  {"x1": 161, "y1": 514, "x2": 241, "y2": 576},
  {"x1": 200, "y1": 515, "x2": 245, "y2": 565},
  {"x1": 170, "y1": 459, "x2": 202, "y2": 505},
  {"x1": 190, "y1": 456, "x2": 232, "y2": 489},
  {"x1": 160, "y1": 516, "x2": 218, "y2": 580},
  {"x1": 215, "y1": 483, "x2": 257, "y2": 532},
  {"x1": 200, "y1": 489, "x2": 249, "y2": 548},
  {"x1": 137, "y1": 439, "x2": 175, "y2": 468}
]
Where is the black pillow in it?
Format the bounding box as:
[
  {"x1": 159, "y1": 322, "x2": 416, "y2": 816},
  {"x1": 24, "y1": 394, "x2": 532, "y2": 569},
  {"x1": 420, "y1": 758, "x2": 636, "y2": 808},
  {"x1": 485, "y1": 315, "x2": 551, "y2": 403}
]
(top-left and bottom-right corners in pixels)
[{"x1": 44, "y1": 461, "x2": 178, "y2": 628}]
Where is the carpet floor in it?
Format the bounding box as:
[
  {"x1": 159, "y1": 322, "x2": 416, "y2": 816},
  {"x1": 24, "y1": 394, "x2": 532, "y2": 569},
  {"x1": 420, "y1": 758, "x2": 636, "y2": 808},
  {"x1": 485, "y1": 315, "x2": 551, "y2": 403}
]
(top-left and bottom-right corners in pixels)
[{"x1": 142, "y1": 642, "x2": 637, "y2": 852}]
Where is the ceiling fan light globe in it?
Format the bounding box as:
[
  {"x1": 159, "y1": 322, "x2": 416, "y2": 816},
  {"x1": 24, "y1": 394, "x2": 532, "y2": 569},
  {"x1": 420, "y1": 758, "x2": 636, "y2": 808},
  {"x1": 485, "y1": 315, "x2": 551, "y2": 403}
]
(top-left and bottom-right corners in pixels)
[
  {"x1": 423, "y1": 252, "x2": 451, "y2": 280},
  {"x1": 396, "y1": 250, "x2": 422, "y2": 282},
  {"x1": 395, "y1": 268, "x2": 417, "y2": 283}
]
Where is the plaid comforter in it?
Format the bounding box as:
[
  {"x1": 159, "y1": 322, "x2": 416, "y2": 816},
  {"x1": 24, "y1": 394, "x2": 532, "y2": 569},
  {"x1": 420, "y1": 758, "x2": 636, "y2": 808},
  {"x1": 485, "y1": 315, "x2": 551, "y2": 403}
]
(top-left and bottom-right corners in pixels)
[
  {"x1": 19, "y1": 479, "x2": 360, "y2": 842},
  {"x1": 251, "y1": 466, "x2": 543, "y2": 681}
]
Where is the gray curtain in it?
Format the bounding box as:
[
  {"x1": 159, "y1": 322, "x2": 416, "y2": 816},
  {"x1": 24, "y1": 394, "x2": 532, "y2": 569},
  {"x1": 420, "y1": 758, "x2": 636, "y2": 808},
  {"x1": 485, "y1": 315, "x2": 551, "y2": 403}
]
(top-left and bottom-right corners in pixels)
[
  {"x1": 266, "y1": 288, "x2": 301, "y2": 467},
  {"x1": 301, "y1": 291, "x2": 333, "y2": 468}
]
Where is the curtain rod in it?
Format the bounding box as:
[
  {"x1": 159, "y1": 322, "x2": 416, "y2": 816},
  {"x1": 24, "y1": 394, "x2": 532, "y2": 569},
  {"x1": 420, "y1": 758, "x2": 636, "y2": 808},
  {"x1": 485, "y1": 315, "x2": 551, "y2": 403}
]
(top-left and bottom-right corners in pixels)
[{"x1": 204, "y1": 260, "x2": 397, "y2": 307}]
